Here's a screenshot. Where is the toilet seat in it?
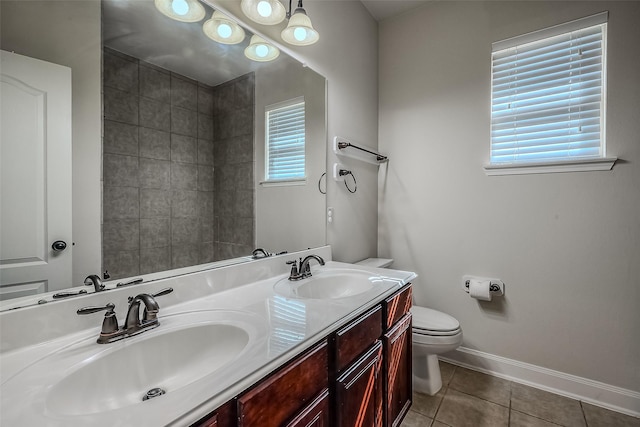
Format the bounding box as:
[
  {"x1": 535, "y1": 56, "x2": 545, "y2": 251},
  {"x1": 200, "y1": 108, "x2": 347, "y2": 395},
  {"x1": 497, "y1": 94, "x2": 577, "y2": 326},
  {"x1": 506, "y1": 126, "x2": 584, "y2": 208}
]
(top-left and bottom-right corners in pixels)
[{"x1": 411, "y1": 306, "x2": 460, "y2": 336}]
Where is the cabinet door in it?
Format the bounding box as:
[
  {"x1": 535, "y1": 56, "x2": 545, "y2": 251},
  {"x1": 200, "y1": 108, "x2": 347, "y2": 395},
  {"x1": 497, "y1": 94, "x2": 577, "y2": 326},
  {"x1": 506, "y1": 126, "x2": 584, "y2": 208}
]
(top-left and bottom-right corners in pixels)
[
  {"x1": 384, "y1": 314, "x2": 412, "y2": 427},
  {"x1": 285, "y1": 389, "x2": 330, "y2": 427},
  {"x1": 335, "y1": 340, "x2": 383, "y2": 427}
]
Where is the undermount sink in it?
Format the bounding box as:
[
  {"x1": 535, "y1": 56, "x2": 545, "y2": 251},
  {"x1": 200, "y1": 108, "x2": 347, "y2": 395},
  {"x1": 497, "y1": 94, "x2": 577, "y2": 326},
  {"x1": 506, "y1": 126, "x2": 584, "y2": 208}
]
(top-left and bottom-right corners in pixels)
[
  {"x1": 1, "y1": 310, "x2": 261, "y2": 420},
  {"x1": 274, "y1": 268, "x2": 385, "y2": 299}
]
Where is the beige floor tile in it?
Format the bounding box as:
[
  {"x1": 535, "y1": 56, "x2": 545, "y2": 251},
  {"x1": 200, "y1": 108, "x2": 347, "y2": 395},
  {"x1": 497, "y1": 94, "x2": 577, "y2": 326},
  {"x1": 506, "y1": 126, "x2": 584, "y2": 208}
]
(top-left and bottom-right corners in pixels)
[
  {"x1": 510, "y1": 410, "x2": 564, "y2": 426},
  {"x1": 511, "y1": 383, "x2": 585, "y2": 427},
  {"x1": 432, "y1": 421, "x2": 451, "y2": 427},
  {"x1": 401, "y1": 409, "x2": 433, "y2": 427},
  {"x1": 436, "y1": 388, "x2": 509, "y2": 427},
  {"x1": 582, "y1": 402, "x2": 640, "y2": 427},
  {"x1": 412, "y1": 390, "x2": 444, "y2": 418},
  {"x1": 440, "y1": 361, "x2": 456, "y2": 386},
  {"x1": 449, "y1": 367, "x2": 511, "y2": 407}
]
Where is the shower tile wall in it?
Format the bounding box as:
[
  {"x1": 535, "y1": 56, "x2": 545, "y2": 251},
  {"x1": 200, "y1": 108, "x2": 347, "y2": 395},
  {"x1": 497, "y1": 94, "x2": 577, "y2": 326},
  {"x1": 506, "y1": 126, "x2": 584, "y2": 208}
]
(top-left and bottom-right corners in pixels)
[
  {"x1": 212, "y1": 73, "x2": 255, "y2": 260},
  {"x1": 102, "y1": 47, "x2": 255, "y2": 280}
]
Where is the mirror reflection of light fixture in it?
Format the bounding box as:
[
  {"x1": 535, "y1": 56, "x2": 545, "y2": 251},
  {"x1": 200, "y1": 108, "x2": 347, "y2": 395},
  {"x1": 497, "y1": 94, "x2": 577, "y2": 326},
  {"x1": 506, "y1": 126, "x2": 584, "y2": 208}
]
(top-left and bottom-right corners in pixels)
[
  {"x1": 281, "y1": 0, "x2": 319, "y2": 46},
  {"x1": 203, "y1": 11, "x2": 246, "y2": 44},
  {"x1": 154, "y1": 0, "x2": 206, "y2": 23},
  {"x1": 241, "y1": 0, "x2": 286, "y2": 26},
  {"x1": 244, "y1": 35, "x2": 280, "y2": 62}
]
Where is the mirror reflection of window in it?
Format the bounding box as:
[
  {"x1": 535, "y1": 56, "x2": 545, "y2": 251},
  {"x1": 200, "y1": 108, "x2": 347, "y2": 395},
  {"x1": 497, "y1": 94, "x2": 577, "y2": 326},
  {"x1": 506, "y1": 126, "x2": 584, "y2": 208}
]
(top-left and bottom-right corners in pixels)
[
  {"x1": 268, "y1": 295, "x2": 307, "y2": 356},
  {"x1": 265, "y1": 97, "x2": 306, "y2": 183}
]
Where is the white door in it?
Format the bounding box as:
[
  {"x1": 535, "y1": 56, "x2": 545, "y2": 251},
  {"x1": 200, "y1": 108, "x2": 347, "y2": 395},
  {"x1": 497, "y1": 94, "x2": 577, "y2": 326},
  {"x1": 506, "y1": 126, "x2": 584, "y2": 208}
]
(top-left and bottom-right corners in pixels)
[{"x1": 0, "y1": 50, "x2": 73, "y2": 300}]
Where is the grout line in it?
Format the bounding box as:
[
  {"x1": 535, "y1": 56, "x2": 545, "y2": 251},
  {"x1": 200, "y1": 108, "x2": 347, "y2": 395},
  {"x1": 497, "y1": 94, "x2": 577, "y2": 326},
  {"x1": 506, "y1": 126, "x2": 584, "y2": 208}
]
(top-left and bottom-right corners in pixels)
[
  {"x1": 508, "y1": 382, "x2": 512, "y2": 426},
  {"x1": 510, "y1": 409, "x2": 566, "y2": 426},
  {"x1": 580, "y1": 401, "x2": 589, "y2": 426}
]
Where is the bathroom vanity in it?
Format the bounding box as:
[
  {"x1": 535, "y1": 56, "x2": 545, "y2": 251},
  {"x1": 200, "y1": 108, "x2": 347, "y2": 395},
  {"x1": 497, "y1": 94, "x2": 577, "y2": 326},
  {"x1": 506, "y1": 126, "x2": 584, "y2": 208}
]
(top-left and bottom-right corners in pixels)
[
  {"x1": 0, "y1": 247, "x2": 415, "y2": 426},
  {"x1": 193, "y1": 283, "x2": 413, "y2": 427}
]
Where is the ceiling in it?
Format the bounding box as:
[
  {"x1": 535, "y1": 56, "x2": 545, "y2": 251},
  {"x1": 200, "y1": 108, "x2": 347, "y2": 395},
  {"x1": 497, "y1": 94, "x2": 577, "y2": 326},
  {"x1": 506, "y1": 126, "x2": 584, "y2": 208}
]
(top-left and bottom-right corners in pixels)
[{"x1": 360, "y1": 0, "x2": 429, "y2": 21}]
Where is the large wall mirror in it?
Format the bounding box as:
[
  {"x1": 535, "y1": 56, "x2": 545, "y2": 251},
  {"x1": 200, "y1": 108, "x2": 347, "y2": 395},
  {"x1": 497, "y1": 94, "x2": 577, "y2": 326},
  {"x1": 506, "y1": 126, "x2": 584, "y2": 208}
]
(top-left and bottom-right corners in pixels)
[{"x1": 0, "y1": 0, "x2": 327, "y2": 308}]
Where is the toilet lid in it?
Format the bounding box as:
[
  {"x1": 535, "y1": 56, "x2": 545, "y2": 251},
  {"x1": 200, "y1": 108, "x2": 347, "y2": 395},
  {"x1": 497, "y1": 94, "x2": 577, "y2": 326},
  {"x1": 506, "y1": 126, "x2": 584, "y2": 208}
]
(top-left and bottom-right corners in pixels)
[{"x1": 411, "y1": 306, "x2": 460, "y2": 333}]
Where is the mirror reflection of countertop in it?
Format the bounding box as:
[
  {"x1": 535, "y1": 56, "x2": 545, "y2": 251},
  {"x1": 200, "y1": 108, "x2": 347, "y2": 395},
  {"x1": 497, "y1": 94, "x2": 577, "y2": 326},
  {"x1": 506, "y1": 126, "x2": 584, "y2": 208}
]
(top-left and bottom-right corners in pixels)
[{"x1": 0, "y1": 248, "x2": 416, "y2": 427}]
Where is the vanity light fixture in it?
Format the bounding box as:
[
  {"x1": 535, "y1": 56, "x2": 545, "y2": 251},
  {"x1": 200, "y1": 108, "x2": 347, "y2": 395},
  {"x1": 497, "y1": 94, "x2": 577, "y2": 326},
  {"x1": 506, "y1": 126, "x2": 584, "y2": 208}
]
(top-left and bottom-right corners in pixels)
[
  {"x1": 241, "y1": 0, "x2": 286, "y2": 25},
  {"x1": 154, "y1": 0, "x2": 205, "y2": 23},
  {"x1": 203, "y1": 11, "x2": 246, "y2": 44},
  {"x1": 244, "y1": 35, "x2": 280, "y2": 62},
  {"x1": 280, "y1": 0, "x2": 319, "y2": 46}
]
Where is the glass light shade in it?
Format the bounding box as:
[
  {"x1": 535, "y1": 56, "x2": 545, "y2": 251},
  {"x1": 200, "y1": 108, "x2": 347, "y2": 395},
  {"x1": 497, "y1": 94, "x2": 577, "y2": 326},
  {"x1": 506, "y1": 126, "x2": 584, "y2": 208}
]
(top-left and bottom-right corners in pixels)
[
  {"x1": 203, "y1": 11, "x2": 246, "y2": 45},
  {"x1": 281, "y1": 8, "x2": 319, "y2": 46},
  {"x1": 244, "y1": 35, "x2": 280, "y2": 62},
  {"x1": 241, "y1": 0, "x2": 286, "y2": 25},
  {"x1": 154, "y1": 0, "x2": 205, "y2": 23}
]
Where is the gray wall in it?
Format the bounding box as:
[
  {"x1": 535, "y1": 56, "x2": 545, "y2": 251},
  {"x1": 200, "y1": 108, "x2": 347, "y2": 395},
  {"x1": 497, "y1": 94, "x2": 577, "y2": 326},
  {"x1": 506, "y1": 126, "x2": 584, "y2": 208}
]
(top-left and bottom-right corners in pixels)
[
  {"x1": 378, "y1": 1, "x2": 640, "y2": 392},
  {"x1": 255, "y1": 56, "x2": 326, "y2": 253},
  {"x1": 102, "y1": 48, "x2": 255, "y2": 279},
  {"x1": 1, "y1": 0, "x2": 102, "y2": 286}
]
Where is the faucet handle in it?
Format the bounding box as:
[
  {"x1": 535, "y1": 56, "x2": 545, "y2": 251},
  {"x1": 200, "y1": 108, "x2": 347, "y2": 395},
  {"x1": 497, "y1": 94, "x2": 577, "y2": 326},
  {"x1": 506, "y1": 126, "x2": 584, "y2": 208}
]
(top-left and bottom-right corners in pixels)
[
  {"x1": 77, "y1": 303, "x2": 119, "y2": 338},
  {"x1": 152, "y1": 287, "x2": 173, "y2": 298},
  {"x1": 77, "y1": 302, "x2": 116, "y2": 316}
]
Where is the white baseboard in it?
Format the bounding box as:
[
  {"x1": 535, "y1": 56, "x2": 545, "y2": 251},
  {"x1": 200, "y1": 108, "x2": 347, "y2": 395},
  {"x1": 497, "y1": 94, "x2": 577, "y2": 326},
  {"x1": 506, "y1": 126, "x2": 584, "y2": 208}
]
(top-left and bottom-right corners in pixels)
[{"x1": 440, "y1": 346, "x2": 640, "y2": 418}]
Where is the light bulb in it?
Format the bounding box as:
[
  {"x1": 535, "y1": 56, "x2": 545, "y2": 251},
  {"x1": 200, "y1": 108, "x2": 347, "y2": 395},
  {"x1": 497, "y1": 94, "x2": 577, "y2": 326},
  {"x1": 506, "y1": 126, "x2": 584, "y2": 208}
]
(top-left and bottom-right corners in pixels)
[
  {"x1": 171, "y1": 0, "x2": 189, "y2": 16},
  {"x1": 217, "y1": 23, "x2": 232, "y2": 39},
  {"x1": 255, "y1": 44, "x2": 269, "y2": 58},
  {"x1": 257, "y1": 1, "x2": 272, "y2": 18},
  {"x1": 293, "y1": 27, "x2": 307, "y2": 42}
]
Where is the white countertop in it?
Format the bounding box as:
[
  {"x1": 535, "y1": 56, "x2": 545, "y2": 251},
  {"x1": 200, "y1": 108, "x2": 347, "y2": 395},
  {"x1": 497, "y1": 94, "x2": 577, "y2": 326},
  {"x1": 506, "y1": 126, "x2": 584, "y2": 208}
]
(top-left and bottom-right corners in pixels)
[{"x1": 0, "y1": 251, "x2": 416, "y2": 427}]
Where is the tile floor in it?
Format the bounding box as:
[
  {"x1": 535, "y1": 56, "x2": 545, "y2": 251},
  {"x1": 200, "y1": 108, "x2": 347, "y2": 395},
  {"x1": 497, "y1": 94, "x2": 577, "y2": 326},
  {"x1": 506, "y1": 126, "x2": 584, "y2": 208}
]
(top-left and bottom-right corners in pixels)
[{"x1": 401, "y1": 361, "x2": 640, "y2": 427}]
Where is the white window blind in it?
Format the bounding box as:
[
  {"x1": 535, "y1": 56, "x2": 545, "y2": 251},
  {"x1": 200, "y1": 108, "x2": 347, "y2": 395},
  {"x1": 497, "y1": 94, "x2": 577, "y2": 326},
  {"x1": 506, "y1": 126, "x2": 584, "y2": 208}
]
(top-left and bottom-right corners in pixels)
[
  {"x1": 490, "y1": 13, "x2": 607, "y2": 166},
  {"x1": 265, "y1": 98, "x2": 305, "y2": 182}
]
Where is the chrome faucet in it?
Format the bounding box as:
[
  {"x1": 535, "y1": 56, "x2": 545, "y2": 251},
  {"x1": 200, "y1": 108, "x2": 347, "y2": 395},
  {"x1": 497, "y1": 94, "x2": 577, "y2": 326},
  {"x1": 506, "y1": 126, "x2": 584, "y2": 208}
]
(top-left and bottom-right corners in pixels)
[
  {"x1": 287, "y1": 255, "x2": 325, "y2": 281},
  {"x1": 77, "y1": 287, "x2": 173, "y2": 344},
  {"x1": 84, "y1": 274, "x2": 105, "y2": 292}
]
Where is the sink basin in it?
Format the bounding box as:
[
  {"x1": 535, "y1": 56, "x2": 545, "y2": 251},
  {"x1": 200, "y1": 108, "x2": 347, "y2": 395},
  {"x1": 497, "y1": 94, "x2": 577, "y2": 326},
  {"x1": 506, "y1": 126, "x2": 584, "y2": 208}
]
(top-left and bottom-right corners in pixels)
[
  {"x1": 274, "y1": 268, "x2": 384, "y2": 299},
  {"x1": 1, "y1": 310, "x2": 262, "y2": 421},
  {"x1": 47, "y1": 322, "x2": 248, "y2": 415}
]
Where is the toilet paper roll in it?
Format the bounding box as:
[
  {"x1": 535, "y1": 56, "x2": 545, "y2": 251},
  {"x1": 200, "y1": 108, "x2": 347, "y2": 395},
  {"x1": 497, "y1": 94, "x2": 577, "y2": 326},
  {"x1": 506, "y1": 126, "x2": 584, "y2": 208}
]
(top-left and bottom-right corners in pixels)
[{"x1": 469, "y1": 279, "x2": 492, "y2": 301}]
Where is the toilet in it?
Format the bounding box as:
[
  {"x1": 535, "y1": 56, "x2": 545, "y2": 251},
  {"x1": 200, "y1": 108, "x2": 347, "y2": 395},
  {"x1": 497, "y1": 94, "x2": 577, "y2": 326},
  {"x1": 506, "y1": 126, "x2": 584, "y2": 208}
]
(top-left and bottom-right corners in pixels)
[
  {"x1": 410, "y1": 305, "x2": 463, "y2": 395},
  {"x1": 356, "y1": 258, "x2": 463, "y2": 396}
]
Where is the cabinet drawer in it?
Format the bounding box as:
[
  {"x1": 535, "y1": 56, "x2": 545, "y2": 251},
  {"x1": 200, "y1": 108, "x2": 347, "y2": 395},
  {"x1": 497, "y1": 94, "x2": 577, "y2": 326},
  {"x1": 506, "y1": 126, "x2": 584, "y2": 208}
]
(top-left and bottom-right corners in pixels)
[
  {"x1": 334, "y1": 305, "x2": 382, "y2": 372},
  {"x1": 383, "y1": 284, "x2": 412, "y2": 330},
  {"x1": 238, "y1": 340, "x2": 328, "y2": 427}
]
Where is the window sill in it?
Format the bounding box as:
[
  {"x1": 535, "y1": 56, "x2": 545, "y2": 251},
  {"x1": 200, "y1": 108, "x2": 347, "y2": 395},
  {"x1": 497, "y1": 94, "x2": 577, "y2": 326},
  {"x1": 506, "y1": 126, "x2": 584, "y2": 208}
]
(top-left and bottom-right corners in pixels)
[
  {"x1": 483, "y1": 157, "x2": 618, "y2": 176},
  {"x1": 260, "y1": 178, "x2": 307, "y2": 187}
]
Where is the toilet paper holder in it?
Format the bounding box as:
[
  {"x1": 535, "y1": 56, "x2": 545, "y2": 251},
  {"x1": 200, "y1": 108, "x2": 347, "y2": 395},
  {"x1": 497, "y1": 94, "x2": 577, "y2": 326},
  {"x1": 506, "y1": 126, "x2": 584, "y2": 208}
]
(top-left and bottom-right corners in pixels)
[{"x1": 462, "y1": 275, "x2": 505, "y2": 296}]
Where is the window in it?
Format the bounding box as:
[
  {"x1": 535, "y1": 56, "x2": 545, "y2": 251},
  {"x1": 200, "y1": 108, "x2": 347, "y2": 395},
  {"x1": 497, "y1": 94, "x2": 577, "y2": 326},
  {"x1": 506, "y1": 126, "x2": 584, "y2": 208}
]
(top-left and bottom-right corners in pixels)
[
  {"x1": 487, "y1": 12, "x2": 615, "y2": 175},
  {"x1": 265, "y1": 97, "x2": 305, "y2": 182}
]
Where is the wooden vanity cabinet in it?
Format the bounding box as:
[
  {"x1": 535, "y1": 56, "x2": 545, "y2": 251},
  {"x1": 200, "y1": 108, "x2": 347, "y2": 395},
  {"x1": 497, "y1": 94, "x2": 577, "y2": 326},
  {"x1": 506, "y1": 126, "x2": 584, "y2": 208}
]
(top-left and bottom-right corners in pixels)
[{"x1": 190, "y1": 284, "x2": 413, "y2": 427}]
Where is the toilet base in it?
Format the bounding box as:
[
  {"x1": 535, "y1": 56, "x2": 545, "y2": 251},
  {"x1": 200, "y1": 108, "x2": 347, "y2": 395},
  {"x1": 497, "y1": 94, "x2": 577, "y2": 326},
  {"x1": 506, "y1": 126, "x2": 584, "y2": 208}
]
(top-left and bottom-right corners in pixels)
[{"x1": 412, "y1": 353, "x2": 442, "y2": 395}]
